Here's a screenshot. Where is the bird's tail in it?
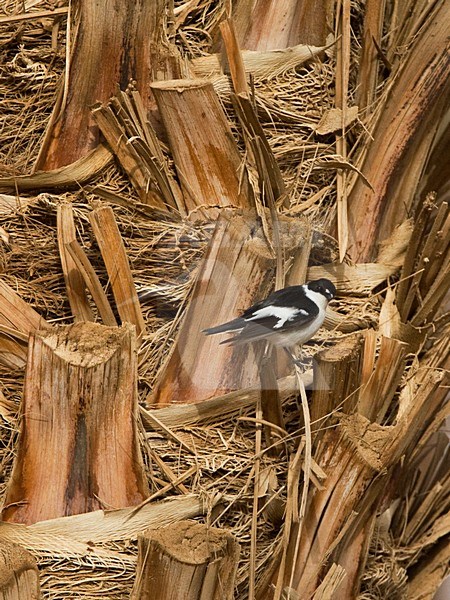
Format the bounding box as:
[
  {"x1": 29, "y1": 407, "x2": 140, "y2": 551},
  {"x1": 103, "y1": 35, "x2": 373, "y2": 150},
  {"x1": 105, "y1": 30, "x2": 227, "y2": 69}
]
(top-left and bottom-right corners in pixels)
[{"x1": 202, "y1": 317, "x2": 245, "y2": 336}]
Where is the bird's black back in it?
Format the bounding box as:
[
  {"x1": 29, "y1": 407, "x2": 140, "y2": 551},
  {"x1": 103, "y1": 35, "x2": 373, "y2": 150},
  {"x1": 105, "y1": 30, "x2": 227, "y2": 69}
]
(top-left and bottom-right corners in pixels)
[{"x1": 241, "y1": 285, "x2": 312, "y2": 318}]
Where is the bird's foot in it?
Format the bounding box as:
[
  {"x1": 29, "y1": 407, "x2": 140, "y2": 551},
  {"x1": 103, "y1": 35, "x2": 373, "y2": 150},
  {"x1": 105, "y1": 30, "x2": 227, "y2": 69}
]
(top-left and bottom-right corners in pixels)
[
  {"x1": 283, "y1": 347, "x2": 307, "y2": 371},
  {"x1": 292, "y1": 357, "x2": 309, "y2": 373}
]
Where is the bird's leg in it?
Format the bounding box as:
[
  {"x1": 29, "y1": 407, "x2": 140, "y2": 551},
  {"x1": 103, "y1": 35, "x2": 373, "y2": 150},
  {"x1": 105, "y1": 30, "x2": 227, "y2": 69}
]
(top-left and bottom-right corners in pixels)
[
  {"x1": 283, "y1": 346, "x2": 305, "y2": 370},
  {"x1": 283, "y1": 346, "x2": 302, "y2": 367}
]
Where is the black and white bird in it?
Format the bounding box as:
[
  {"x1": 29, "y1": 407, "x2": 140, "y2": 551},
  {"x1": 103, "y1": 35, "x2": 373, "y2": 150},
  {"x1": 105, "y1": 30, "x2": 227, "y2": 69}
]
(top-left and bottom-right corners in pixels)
[{"x1": 203, "y1": 278, "x2": 336, "y2": 350}]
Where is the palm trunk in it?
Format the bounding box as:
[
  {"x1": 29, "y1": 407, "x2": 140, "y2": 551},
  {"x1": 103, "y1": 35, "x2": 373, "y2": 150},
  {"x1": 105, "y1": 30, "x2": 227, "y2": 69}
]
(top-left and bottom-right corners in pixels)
[{"x1": 2, "y1": 322, "x2": 148, "y2": 524}]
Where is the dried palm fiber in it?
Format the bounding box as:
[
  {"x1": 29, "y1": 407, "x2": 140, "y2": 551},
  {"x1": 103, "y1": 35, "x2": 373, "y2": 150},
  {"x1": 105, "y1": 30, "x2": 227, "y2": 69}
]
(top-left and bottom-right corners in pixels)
[
  {"x1": 0, "y1": 2, "x2": 65, "y2": 175},
  {"x1": 339, "y1": 1, "x2": 450, "y2": 262},
  {"x1": 0, "y1": 208, "x2": 372, "y2": 595},
  {"x1": 0, "y1": 0, "x2": 448, "y2": 599}
]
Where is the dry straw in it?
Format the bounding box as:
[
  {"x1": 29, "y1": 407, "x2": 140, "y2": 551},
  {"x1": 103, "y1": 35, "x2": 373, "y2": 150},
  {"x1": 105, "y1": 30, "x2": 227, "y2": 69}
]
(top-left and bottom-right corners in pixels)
[{"x1": 0, "y1": 0, "x2": 448, "y2": 599}]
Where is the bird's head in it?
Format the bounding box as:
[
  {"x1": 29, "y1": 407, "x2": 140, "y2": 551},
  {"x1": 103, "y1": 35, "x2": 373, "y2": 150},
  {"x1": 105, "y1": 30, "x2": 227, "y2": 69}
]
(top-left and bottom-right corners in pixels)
[{"x1": 307, "y1": 278, "x2": 336, "y2": 302}]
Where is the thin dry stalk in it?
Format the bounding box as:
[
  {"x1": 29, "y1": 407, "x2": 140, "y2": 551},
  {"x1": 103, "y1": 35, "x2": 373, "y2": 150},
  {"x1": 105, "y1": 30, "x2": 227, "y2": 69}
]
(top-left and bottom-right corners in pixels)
[
  {"x1": 0, "y1": 145, "x2": 112, "y2": 193},
  {"x1": 0, "y1": 279, "x2": 50, "y2": 365},
  {"x1": 220, "y1": 19, "x2": 249, "y2": 96},
  {"x1": 0, "y1": 7, "x2": 68, "y2": 25},
  {"x1": 57, "y1": 204, "x2": 94, "y2": 322},
  {"x1": 65, "y1": 240, "x2": 118, "y2": 326},
  {"x1": 356, "y1": 0, "x2": 387, "y2": 111},
  {"x1": 334, "y1": 0, "x2": 351, "y2": 261},
  {"x1": 312, "y1": 563, "x2": 347, "y2": 600},
  {"x1": 146, "y1": 447, "x2": 190, "y2": 495},
  {"x1": 287, "y1": 374, "x2": 312, "y2": 597},
  {"x1": 395, "y1": 198, "x2": 450, "y2": 327},
  {"x1": 357, "y1": 336, "x2": 407, "y2": 422},
  {"x1": 271, "y1": 441, "x2": 304, "y2": 600},
  {"x1": 249, "y1": 397, "x2": 263, "y2": 600},
  {"x1": 92, "y1": 91, "x2": 184, "y2": 213},
  {"x1": 139, "y1": 408, "x2": 196, "y2": 455},
  {"x1": 89, "y1": 204, "x2": 146, "y2": 341},
  {"x1": 219, "y1": 20, "x2": 288, "y2": 286}
]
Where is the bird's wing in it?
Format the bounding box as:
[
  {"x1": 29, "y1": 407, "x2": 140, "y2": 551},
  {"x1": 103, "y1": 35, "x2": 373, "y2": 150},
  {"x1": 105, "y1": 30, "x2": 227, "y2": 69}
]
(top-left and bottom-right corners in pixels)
[
  {"x1": 202, "y1": 316, "x2": 246, "y2": 335},
  {"x1": 204, "y1": 285, "x2": 319, "y2": 340},
  {"x1": 240, "y1": 285, "x2": 305, "y2": 319},
  {"x1": 219, "y1": 322, "x2": 272, "y2": 345},
  {"x1": 202, "y1": 289, "x2": 302, "y2": 335},
  {"x1": 221, "y1": 296, "x2": 320, "y2": 345}
]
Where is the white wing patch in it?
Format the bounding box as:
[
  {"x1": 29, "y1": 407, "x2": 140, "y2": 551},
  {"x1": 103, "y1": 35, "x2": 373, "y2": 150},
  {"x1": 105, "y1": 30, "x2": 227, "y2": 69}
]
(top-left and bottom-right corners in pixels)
[{"x1": 246, "y1": 305, "x2": 301, "y2": 329}]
